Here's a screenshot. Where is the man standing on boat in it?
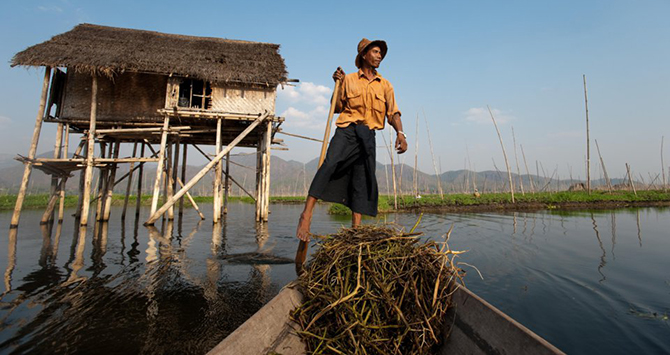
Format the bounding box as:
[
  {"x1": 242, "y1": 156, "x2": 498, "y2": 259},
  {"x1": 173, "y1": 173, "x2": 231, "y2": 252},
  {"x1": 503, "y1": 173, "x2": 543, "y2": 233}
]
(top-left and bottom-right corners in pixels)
[{"x1": 296, "y1": 38, "x2": 407, "y2": 242}]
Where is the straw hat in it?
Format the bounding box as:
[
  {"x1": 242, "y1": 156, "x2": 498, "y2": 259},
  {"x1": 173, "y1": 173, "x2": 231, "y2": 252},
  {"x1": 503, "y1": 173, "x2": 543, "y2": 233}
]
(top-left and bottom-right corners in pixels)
[{"x1": 355, "y1": 38, "x2": 388, "y2": 68}]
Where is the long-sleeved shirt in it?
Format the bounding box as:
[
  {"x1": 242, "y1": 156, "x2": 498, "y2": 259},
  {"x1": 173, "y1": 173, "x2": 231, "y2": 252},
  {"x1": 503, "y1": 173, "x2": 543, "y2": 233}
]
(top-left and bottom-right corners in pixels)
[{"x1": 334, "y1": 69, "x2": 401, "y2": 130}]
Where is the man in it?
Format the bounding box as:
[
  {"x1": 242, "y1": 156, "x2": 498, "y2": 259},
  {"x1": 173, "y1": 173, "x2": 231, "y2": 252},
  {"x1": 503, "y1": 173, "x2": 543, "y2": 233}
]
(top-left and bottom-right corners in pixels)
[{"x1": 296, "y1": 38, "x2": 407, "y2": 243}]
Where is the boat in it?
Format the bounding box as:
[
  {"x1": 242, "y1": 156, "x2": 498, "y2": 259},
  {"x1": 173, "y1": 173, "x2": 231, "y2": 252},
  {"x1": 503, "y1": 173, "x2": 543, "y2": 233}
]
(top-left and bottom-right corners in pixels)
[{"x1": 208, "y1": 283, "x2": 565, "y2": 354}]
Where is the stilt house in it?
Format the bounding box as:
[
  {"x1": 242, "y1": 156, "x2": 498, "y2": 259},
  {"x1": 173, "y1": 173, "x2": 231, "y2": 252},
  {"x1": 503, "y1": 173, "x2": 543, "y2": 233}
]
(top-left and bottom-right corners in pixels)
[{"x1": 10, "y1": 23, "x2": 289, "y2": 227}]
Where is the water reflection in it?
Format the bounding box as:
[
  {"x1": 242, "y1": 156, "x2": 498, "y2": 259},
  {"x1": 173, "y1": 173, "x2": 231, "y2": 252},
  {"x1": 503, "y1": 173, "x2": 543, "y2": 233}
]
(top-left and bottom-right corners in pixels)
[{"x1": 1, "y1": 205, "x2": 669, "y2": 354}]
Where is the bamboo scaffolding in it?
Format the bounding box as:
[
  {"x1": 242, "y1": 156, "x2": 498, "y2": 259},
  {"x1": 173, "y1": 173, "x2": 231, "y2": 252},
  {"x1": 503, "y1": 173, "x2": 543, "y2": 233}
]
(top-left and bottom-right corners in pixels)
[
  {"x1": 488, "y1": 106, "x2": 515, "y2": 203},
  {"x1": 10, "y1": 67, "x2": 51, "y2": 228},
  {"x1": 145, "y1": 114, "x2": 268, "y2": 225}
]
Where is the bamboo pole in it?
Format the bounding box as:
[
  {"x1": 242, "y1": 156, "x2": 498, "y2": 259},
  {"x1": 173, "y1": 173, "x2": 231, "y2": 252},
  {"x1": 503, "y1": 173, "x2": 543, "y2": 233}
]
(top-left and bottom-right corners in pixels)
[
  {"x1": 80, "y1": 75, "x2": 98, "y2": 226},
  {"x1": 389, "y1": 129, "x2": 398, "y2": 209},
  {"x1": 214, "y1": 119, "x2": 222, "y2": 223},
  {"x1": 413, "y1": 115, "x2": 419, "y2": 197},
  {"x1": 583, "y1": 75, "x2": 591, "y2": 194},
  {"x1": 176, "y1": 177, "x2": 205, "y2": 220},
  {"x1": 511, "y1": 126, "x2": 525, "y2": 195},
  {"x1": 145, "y1": 114, "x2": 267, "y2": 225},
  {"x1": 179, "y1": 143, "x2": 188, "y2": 217},
  {"x1": 661, "y1": 136, "x2": 666, "y2": 192},
  {"x1": 165, "y1": 142, "x2": 175, "y2": 220},
  {"x1": 95, "y1": 143, "x2": 109, "y2": 221},
  {"x1": 488, "y1": 106, "x2": 515, "y2": 202},
  {"x1": 224, "y1": 151, "x2": 230, "y2": 214},
  {"x1": 135, "y1": 142, "x2": 145, "y2": 218},
  {"x1": 45, "y1": 122, "x2": 64, "y2": 223},
  {"x1": 595, "y1": 139, "x2": 612, "y2": 193},
  {"x1": 150, "y1": 116, "x2": 170, "y2": 216},
  {"x1": 626, "y1": 163, "x2": 637, "y2": 196},
  {"x1": 10, "y1": 67, "x2": 51, "y2": 228},
  {"x1": 103, "y1": 141, "x2": 120, "y2": 221},
  {"x1": 57, "y1": 123, "x2": 70, "y2": 222},
  {"x1": 261, "y1": 121, "x2": 272, "y2": 221},
  {"x1": 422, "y1": 110, "x2": 443, "y2": 199},
  {"x1": 318, "y1": 80, "x2": 342, "y2": 167},
  {"x1": 40, "y1": 178, "x2": 67, "y2": 225},
  {"x1": 74, "y1": 141, "x2": 87, "y2": 219},
  {"x1": 520, "y1": 144, "x2": 534, "y2": 193},
  {"x1": 122, "y1": 142, "x2": 138, "y2": 220}
]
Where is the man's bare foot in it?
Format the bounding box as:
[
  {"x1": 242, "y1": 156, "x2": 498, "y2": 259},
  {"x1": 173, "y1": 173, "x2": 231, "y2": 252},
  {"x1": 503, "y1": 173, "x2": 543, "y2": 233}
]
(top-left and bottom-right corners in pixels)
[{"x1": 297, "y1": 212, "x2": 312, "y2": 242}]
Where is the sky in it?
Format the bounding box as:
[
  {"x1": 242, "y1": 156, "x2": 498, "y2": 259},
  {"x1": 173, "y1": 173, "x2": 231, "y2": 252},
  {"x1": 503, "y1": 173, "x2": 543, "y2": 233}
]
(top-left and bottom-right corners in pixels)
[{"x1": 1, "y1": 0, "x2": 669, "y2": 181}]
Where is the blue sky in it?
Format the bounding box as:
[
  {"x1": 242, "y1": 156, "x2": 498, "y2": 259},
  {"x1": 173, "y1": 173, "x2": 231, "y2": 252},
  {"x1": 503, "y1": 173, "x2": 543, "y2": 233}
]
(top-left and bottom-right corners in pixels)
[{"x1": 1, "y1": 0, "x2": 669, "y2": 180}]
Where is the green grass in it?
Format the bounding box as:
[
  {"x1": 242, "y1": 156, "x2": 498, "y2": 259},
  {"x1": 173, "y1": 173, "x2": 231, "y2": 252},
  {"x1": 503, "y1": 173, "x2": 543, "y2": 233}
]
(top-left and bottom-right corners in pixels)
[{"x1": 327, "y1": 190, "x2": 670, "y2": 215}]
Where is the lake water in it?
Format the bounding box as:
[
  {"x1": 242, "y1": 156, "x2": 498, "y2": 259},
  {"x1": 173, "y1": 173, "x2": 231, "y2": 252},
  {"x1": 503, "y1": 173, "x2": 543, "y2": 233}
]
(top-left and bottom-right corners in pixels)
[{"x1": 0, "y1": 203, "x2": 668, "y2": 354}]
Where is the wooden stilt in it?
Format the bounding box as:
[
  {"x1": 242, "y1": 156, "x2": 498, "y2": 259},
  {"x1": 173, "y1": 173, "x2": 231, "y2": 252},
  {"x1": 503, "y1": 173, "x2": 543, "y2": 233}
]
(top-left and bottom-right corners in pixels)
[
  {"x1": 179, "y1": 143, "x2": 187, "y2": 217},
  {"x1": 103, "y1": 141, "x2": 120, "y2": 221},
  {"x1": 261, "y1": 121, "x2": 272, "y2": 221},
  {"x1": 172, "y1": 137, "x2": 180, "y2": 212},
  {"x1": 75, "y1": 141, "x2": 87, "y2": 219},
  {"x1": 177, "y1": 177, "x2": 206, "y2": 220},
  {"x1": 45, "y1": 122, "x2": 64, "y2": 223},
  {"x1": 166, "y1": 142, "x2": 175, "y2": 220},
  {"x1": 10, "y1": 67, "x2": 52, "y2": 228},
  {"x1": 255, "y1": 142, "x2": 262, "y2": 222},
  {"x1": 40, "y1": 178, "x2": 67, "y2": 225},
  {"x1": 95, "y1": 142, "x2": 109, "y2": 221},
  {"x1": 122, "y1": 142, "x2": 138, "y2": 220},
  {"x1": 150, "y1": 116, "x2": 170, "y2": 216},
  {"x1": 223, "y1": 152, "x2": 230, "y2": 214},
  {"x1": 213, "y1": 119, "x2": 222, "y2": 223},
  {"x1": 145, "y1": 114, "x2": 268, "y2": 225},
  {"x1": 80, "y1": 75, "x2": 99, "y2": 226},
  {"x1": 57, "y1": 123, "x2": 70, "y2": 223},
  {"x1": 135, "y1": 142, "x2": 145, "y2": 218}
]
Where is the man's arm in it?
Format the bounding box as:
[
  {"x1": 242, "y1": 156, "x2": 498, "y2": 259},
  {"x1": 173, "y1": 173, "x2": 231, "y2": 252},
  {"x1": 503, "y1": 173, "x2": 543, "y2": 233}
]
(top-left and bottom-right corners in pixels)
[{"x1": 388, "y1": 112, "x2": 407, "y2": 154}]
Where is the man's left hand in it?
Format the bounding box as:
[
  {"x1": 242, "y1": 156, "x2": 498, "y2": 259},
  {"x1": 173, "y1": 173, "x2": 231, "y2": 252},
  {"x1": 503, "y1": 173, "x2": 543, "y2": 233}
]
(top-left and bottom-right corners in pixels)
[{"x1": 396, "y1": 134, "x2": 408, "y2": 154}]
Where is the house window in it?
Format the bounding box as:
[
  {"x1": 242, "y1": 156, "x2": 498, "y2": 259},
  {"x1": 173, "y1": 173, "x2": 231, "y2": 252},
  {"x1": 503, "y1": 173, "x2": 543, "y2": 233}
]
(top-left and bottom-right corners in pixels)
[{"x1": 178, "y1": 79, "x2": 212, "y2": 109}]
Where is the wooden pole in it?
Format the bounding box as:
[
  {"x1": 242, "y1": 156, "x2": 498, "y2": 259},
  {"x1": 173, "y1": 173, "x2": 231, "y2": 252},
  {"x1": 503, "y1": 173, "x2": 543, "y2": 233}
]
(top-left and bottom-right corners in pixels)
[
  {"x1": 661, "y1": 136, "x2": 666, "y2": 192},
  {"x1": 80, "y1": 75, "x2": 98, "y2": 226},
  {"x1": 145, "y1": 114, "x2": 267, "y2": 225},
  {"x1": 57, "y1": 123, "x2": 70, "y2": 222},
  {"x1": 262, "y1": 121, "x2": 272, "y2": 221},
  {"x1": 122, "y1": 142, "x2": 138, "y2": 220},
  {"x1": 165, "y1": 142, "x2": 174, "y2": 220},
  {"x1": 224, "y1": 152, "x2": 230, "y2": 214},
  {"x1": 95, "y1": 142, "x2": 109, "y2": 221},
  {"x1": 135, "y1": 142, "x2": 145, "y2": 218},
  {"x1": 511, "y1": 126, "x2": 525, "y2": 195},
  {"x1": 595, "y1": 139, "x2": 612, "y2": 192},
  {"x1": 103, "y1": 141, "x2": 120, "y2": 221},
  {"x1": 488, "y1": 105, "x2": 515, "y2": 203},
  {"x1": 255, "y1": 140, "x2": 263, "y2": 222},
  {"x1": 413, "y1": 115, "x2": 419, "y2": 197},
  {"x1": 388, "y1": 129, "x2": 398, "y2": 209},
  {"x1": 583, "y1": 75, "x2": 591, "y2": 194},
  {"x1": 318, "y1": 80, "x2": 342, "y2": 167},
  {"x1": 423, "y1": 110, "x2": 443, "y2": 199},
  {"x1": 10, "y1": 67, "x2": 51, "y2": 228},
  {"x1": 172, "y1": 137, "x2": 180, "y2": 216},
  {"x1": 45, "y1": 122, "x2": 64, "y2": 223},
  {"x1": 520, "y1": 144, "x2": 535, "y2": 193},
  {"x1": 179, "y1": 143, "x2": 188, "y2": 217},
  {"x1": 176, "y1": 177, "x2": 206, "y2": 220},
  {"x1": 74, "y1": 141, "x2": 87, "y2": 219},
  {"x1": 626, "y1": 163, "x2": 637, "y2": 196},
  {"x1": 213, "y1": 119, "x2": 222, "y2": 223},
  {"x1": 150, "y1": 116, "x2": 170, "y2": 216}
]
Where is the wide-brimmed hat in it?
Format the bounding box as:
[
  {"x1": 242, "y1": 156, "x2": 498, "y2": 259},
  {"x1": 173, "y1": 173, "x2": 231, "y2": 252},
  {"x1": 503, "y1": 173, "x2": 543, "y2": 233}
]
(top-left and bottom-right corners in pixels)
[{"x1": 355, "y1": 38, "x2": 388, "y2": 68}]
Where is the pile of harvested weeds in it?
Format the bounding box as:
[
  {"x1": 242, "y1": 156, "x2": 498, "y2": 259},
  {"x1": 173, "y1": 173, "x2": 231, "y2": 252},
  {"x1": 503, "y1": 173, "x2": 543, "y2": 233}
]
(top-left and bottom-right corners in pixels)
[{"x1": 292, "y1": 225, "x2": 465, "y2": 354}]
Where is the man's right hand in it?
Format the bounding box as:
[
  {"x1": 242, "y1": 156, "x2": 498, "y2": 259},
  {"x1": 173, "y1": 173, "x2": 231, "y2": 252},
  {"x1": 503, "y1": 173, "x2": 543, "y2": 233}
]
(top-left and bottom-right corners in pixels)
[{"x1": 332, "y1": 67, "x2": 345, "y2": 82}]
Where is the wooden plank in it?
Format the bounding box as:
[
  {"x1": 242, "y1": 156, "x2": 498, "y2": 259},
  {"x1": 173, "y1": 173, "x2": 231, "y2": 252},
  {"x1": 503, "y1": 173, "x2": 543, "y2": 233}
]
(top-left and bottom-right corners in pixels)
[
  {"x1": 10, "y1": 67, "x2": 52, "y2": 228},
  {"x1": 145, "y1": 113, "x2": 268, "y2": 225}
]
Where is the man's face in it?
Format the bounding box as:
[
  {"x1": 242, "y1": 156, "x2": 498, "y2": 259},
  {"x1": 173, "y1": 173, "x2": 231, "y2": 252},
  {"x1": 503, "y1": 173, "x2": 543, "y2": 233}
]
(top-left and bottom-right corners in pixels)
[{"x1": 363, "y1": 46, "x2": 383, "y2": 68}]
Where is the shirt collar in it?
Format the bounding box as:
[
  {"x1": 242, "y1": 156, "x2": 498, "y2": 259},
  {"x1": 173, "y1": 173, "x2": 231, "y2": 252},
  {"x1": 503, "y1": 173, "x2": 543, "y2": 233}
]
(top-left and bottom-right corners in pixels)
[{"x1": 357, "y1": 69, "x2": 382, "y2": 81}]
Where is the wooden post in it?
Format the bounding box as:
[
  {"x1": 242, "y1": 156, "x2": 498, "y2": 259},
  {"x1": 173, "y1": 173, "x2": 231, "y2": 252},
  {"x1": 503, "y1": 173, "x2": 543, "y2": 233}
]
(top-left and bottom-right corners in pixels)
[
  {"x1": 177, "y1": 177, "x2": 206, "y2": 220},
  {"x1": 150, "y1": 116, "x2": 170, "y2": 216},
  {"x1": 136, "y1": 142, "x2": 145, "y2": 218},
  {"x1": 423, "y1": 110, "x2": 443, "y2": 199},
  {"x1": 255, "y1": 138, "x2": 263, "y2": 222},
  {"x1": 45, "y1": 122, "x2": 64, "y2": 223},
  {"x1": 80, "y1": 75, "x2": 98, "y2": 226},
  {"x1": 488, "y1": 105, "x2": 515, "y2": 203},
  {"x1": 103, "y1": 141, "x2": 120, "y2": 221},
  {"x1": 223, "y1": 152, "x2": 230, "y2": 214},
  {"x1": 584, "y1": 75, "x2": 591, "y2": 194},
  {"x1": 165, "y1": 142, "x2": 175, "y2": 220},
  {"x1": 261, "y1": 121, "x2": 272, "y2": 221},
  {"x1": 57, "y1": 123, "x2": 70, "y2": 222},
  {"x1": 122, "y1": 142, "x2": 138, "y2": 220},
  {"x1": 10, "y1": 67, "x2": 51, "y2": 228},
  {"x1": 75, "y1": 141, "x2": 87, "y2": 219},
  {"x1": 595, "y1": 139, "x2": 612, "y2": 192},
  {"x1": 145, "y1": 114, "x2": 267, "y2": 225},
  {"x1": 661, "y1": 136, "x2": 666, "y2": 192},
  {"x1": 213, "y1": 119, "x2": 222, "y2": 223},
  {"x1": 95, "y1": 142, "x2": 109, "y2": 221},
  {"x1": 171, "y1": 138, "x2": 180, "y2": 218},
  {"x1": 179, "y1": 143, "x2": 187, "y2": 217}
]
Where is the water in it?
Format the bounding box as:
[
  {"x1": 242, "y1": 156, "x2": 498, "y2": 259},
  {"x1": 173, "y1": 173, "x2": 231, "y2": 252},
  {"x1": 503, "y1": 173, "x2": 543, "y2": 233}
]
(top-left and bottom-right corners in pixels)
[{"x1": 0, "y1": 204, "x2": 668, "y2": 354}]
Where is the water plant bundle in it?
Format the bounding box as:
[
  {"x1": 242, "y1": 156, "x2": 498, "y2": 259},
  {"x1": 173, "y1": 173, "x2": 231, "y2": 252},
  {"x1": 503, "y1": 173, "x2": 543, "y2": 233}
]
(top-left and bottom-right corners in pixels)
[{"x1": 292, "y1": 225, "x2": 465, "y2": 354}]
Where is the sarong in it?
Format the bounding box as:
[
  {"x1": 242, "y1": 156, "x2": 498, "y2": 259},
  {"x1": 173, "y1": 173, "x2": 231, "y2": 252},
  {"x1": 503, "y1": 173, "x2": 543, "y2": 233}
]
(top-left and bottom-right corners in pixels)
[{"x1": 308, "y1": 124, "x2": 378, "y2": 216}]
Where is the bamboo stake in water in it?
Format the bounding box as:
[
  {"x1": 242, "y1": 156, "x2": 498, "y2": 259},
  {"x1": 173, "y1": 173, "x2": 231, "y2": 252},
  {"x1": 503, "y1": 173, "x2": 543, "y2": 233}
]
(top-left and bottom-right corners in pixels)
[
  {"x1": 626, "y1": 163, "x2": 637, "y2": 196},
  {"x1": 595, "y1": 139, "x2": 612, "y2": 193},
  {"x1": 413, "y1": 114, "x2": 419, "y2": 197},
  {"x1": 511, "y1": 126, "x2": 525, "y2": 195},
  {"x1": 661, "y1": 136, "x2": 666, "y2": 192},
  {"x1": 583, "y1": 75, "x2": 591, "y2": 194},
  {"x1": 423, "y1": 110, "x2": 443, "y2": 199},
  {"x1": 520, "y1": 144, "x2": 535, "y2": 193},
  {"x1": 488, "y1": 106, "x2": 515, "y2": 203}
]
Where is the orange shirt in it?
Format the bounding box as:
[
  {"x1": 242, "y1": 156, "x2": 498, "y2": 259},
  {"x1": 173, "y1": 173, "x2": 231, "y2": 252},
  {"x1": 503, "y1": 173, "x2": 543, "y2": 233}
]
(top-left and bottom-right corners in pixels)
[{"x1": 334, "y1": 70, "x2": 401, "y2": 130}]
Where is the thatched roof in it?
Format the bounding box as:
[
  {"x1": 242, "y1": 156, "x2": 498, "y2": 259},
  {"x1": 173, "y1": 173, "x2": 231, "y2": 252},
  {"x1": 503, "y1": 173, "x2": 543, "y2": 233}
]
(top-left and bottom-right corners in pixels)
[{"x1": 11, "y1": 23, "x2": 287, "y2": 86}]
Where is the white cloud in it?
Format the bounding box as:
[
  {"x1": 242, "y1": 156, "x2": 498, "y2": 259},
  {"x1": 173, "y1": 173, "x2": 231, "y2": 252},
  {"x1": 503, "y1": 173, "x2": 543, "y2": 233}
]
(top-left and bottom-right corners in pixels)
[
  {"x1": 464, "y1": 107, "x2": 514, "y2": 124},
  {"x1": 280, "y1": 106, "x2": 328, "y2": 130},
  {"x1": 277, "y1": 82, "x2": 331, "y2": 106}
]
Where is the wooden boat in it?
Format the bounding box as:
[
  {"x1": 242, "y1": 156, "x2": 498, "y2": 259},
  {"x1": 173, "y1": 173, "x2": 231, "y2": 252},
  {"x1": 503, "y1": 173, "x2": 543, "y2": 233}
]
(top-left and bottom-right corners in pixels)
[{"x1": 208, "y1": 284, "x2": 565, "y2": 355}]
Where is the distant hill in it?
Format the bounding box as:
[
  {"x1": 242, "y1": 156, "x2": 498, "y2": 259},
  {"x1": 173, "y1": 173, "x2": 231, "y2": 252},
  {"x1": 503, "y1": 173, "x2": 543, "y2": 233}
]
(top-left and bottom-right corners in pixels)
[{"x1": 0, "y1": 151, "x2": 638, "y2": 197}]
